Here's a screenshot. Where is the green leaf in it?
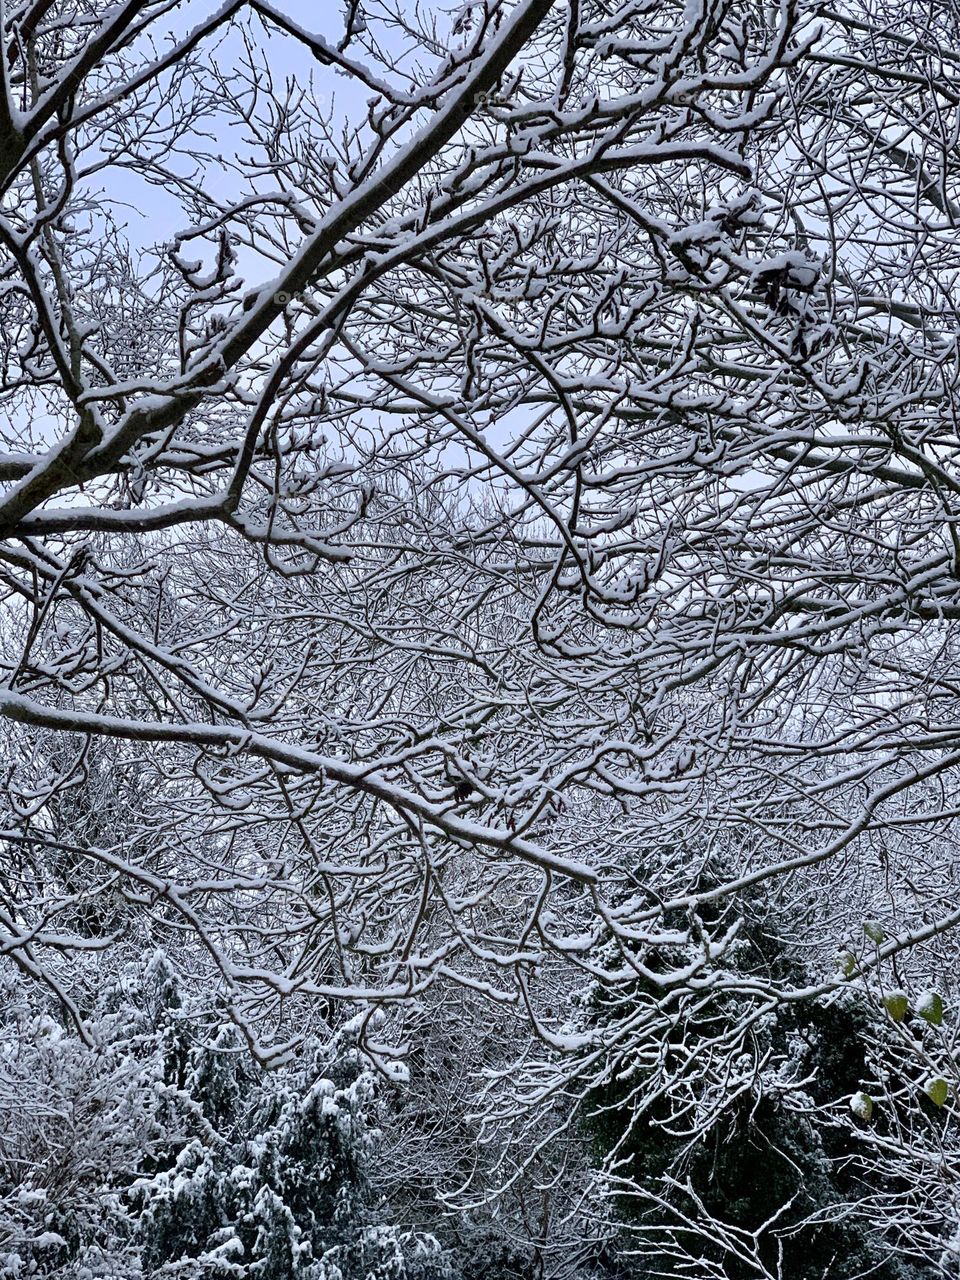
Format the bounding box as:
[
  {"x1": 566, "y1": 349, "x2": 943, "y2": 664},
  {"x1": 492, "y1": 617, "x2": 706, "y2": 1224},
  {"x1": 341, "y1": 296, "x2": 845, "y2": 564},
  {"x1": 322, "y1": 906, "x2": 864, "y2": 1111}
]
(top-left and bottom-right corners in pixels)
[
  {"x1": 917, "y1": 991, "x2": 944, "y2": 1026},
  {"x1": 863, "y1": 920, "x2": 885, "y2": 944},
  {"x1": 882, "y1": 991, "x2": 908, "y2": 1022},
  {"x1": 838, "y1": 951, "x2": 857, "y2": 978},
  {"x1": 850, "y1": 1091, "x2": 874, "y2": 1121},
  {"x1": 925, "y1": 1077, "x2": 949, "y2": 1108}
]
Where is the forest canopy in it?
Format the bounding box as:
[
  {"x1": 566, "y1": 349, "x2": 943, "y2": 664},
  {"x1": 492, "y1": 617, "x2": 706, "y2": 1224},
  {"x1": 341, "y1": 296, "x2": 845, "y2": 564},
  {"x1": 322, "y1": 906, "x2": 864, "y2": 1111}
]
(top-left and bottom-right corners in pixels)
[{"x1": 2, "y1": 0, "x2": 960, "y2": 1275}]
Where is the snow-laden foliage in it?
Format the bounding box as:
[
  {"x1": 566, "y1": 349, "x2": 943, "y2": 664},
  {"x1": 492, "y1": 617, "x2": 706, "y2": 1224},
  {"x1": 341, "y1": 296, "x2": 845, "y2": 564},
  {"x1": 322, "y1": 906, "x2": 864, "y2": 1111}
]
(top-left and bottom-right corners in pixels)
[{"x1": 0, "y1": 953, "x2": 452, "y2": 1280}]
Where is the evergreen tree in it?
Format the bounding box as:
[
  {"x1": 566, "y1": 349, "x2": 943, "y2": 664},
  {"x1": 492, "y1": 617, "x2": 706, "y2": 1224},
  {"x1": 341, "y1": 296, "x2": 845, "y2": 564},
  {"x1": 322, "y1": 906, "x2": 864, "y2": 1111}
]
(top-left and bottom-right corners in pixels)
[
  {"x1": 581, "y1": 865, "x2": 929, "y2": 1279},
  {"x1": 136, "y1": 1020, "x2": 450, "y2": 1280}
]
